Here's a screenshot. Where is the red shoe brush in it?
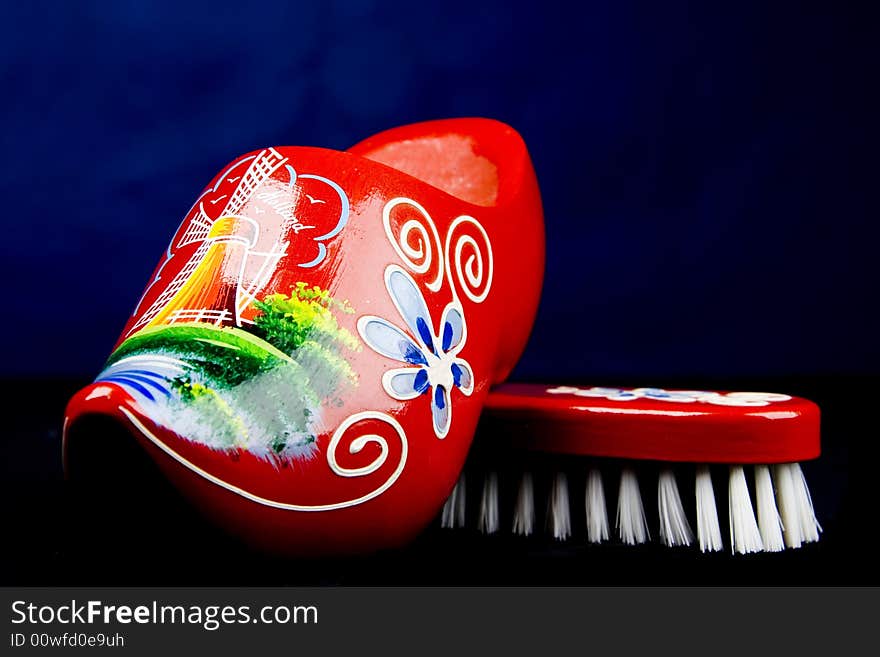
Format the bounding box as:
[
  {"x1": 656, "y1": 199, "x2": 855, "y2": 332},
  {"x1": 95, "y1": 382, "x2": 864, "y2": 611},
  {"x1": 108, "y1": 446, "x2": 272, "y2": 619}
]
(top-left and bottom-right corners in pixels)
[
  {"x1": 442, "y1": 383, "x2": 822, "y2": 554},
  {"x1": 64, "y1": 118, "x2": 545, "y2": 556}
]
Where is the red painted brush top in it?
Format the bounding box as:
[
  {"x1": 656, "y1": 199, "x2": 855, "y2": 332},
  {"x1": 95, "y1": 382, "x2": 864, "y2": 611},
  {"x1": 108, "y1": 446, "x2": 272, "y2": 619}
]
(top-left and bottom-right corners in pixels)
[{"x1": 483, "y1": 383, "x2": 820, "y2": 464}]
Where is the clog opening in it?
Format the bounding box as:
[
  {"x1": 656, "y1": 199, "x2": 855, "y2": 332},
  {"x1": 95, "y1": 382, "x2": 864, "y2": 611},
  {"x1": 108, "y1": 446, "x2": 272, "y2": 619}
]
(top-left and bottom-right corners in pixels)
[{"x1": 349, "y1": 119, "x2": 527, "y2": 208}]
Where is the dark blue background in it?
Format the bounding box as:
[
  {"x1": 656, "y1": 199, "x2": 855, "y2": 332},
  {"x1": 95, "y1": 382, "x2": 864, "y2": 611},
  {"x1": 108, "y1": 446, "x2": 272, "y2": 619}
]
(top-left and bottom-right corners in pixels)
[{"x1": 1, "y1": 0, "x2": 873, "y2": 380}]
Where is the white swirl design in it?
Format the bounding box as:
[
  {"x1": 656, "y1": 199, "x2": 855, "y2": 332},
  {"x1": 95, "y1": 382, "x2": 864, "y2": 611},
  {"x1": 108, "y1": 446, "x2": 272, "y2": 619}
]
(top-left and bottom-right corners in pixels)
[
  {"x1": 307, "y1": 196, "x2": 494, "y2": 505},
  {"x1": 383, "y1": 197, "x2": 494, "y2": 303},
  {"x1": 383, "y1": 198, "x2": 445, "y2": 292},
  {"x1": 326, "y1": 411, "x2": 408, "y2": 484},
  {"x1": 119, "y1": 406, "x2": 407, "y2": 511},
  {"x1": 446, "y1": 215, "x2": 494, "y2": 303}
]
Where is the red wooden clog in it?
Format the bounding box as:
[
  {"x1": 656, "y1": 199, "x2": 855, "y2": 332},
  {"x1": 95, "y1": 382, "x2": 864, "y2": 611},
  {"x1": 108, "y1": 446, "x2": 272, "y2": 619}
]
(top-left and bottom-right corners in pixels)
[{"x1": 64, "y1": 118, "x2": 545, "y2": 556}]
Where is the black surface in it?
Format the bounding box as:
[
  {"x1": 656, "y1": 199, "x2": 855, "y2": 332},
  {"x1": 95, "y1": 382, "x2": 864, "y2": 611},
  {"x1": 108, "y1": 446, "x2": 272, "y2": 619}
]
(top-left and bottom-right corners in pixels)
[{"x1": 0, "y1": 376, "x2": 871, "y2": 586}]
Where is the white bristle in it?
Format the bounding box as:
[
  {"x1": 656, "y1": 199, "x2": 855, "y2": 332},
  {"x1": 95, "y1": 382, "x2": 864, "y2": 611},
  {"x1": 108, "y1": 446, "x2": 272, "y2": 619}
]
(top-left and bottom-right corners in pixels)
[
  {"x1": 695, "y1": 465, "x2": 723, "y2": 553},
  {"x1": 754, "y1": 465, "x2": 785, "y2": 552},
  {"x1": 774, "y1": 463, "x2": 822, "y2": 548},
  {"x1": 585, "y1": 467, "x2": 609, "y2": 543},
  {"x1": 478, "y1": 471, "x2": 500, "y2": 534},
  {"x1": 657, "y1": 468, "x2": 693, "y2": 547},
  {"x1": 547, "y1": 472, "x2": 571, "y2": 540},
  {"x1": 773, "y1": 463, "x2": 802, "y2": 547},
  {"x1": 791, "y1": 463, "x2": 822, "y2": 543},
  {"x1": 441, "y1": 472, "x2": 466, "y2": 529},
  {"x1": 616, "y1": 467, "x2": 649, "y2": 545},
  {"x1": 728, "y1": 465, "x2": 763, "y2": 554},
  {"x1": 512, "y1": 471, "x2": 536, "y2": 536}
]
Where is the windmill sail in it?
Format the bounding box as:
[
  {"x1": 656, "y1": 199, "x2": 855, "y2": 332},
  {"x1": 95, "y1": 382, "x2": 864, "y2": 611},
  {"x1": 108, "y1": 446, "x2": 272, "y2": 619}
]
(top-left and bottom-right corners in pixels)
[{"x1": 129, "y1": 148, "x2": 288, "y2": 334}]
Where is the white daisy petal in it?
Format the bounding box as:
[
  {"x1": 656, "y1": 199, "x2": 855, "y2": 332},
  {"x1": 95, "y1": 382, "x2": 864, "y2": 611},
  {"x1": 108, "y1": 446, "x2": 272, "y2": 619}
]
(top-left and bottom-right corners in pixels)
[
  {"x1": 382, "y1": 367, "x2": 430, "y2": 401},
  {"x1": 386, "y1": 266, "x2": 438, "y2": 356},
  {"x1": 451, "y1": 358, "x2": 473, "y2": 395},
  {"x1": 357, "y1": 316, "x2": 428, "y2": 365},
  {"x1": 439, "y1": 304, "x2": 465, "y2": 353},
  {"x1": 431, "y1": 384, "x2": 452, "y2": 438}
]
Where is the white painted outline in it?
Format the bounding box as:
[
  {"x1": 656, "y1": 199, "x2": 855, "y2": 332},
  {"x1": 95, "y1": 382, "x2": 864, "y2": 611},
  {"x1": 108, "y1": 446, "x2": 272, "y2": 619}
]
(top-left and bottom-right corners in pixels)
[
  {"x1": 129, "y1": 150, "x2": 285, "y2": 333},
  {"x1": 382, "y1": 197, "x2": 445, "y2": 292},
  {"x1": 118, "y1": 193, "x2": 493, "y2": 509},
  {"x1": 381, "y1": 198, "x2": 494, "y2": 305},
  {"x1": 359, "y1": 194, "x2": 496, "y2": 441},
  {"x1": 129, "y1": 149, "x2": 357, "y2": 336},
  {"x1": 285, "y1": 164, "x2": 352, "y2": 268},
  {"x1": 445, "y1": 215, "x2": 494, "y2": 304},
  {"x1": 384, "y1": 264, "x2": 466, "y2": 357},
  {"x1": 119, "y1": 407, "x2": 408, "y2": 511},
  {"x1": 358, "y1": 265, "x2": 473, "y2": 440},
  {"x1": 381, "y1": 368, "x2": 430, "y2": 401}
]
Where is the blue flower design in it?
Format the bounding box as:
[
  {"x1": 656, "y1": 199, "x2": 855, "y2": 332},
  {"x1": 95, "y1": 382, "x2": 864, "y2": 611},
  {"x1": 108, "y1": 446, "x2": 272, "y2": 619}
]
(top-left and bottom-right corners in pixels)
[
  {"x1": 358, "y1": 265, "x2": 473, "y2": 438},
  {"x1": 546, "y1": 386, "x2": 792, "y2": 407}
]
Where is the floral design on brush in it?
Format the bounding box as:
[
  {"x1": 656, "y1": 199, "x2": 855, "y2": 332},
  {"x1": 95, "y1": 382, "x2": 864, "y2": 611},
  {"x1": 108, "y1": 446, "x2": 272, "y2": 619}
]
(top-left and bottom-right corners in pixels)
[
  {"x1": 546, "y1": 386, "x2": 791, "y2": 407},
  {"x1": 358, "y1": 265, "x2": 474, "y2": 438}
]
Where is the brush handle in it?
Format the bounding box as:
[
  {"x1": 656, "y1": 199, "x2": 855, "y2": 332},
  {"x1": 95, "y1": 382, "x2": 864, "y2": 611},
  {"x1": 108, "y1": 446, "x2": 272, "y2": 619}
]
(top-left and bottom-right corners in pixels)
[{"x1": 482, "y1": 383, "x2": 820, "y2": 463}]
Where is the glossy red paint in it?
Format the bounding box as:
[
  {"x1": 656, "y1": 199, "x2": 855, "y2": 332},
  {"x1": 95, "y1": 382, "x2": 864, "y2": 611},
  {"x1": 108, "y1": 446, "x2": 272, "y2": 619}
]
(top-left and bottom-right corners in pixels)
[
  {"x1": 483, "y1": 384, "x2": 820, "y2": 464},
  {"x1": 64, "y1": 118, "x2": 545, "y2": 556}
]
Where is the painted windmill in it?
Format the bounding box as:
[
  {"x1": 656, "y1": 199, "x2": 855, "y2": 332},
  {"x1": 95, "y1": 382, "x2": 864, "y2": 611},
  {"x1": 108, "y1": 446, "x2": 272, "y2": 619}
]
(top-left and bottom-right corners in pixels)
[{"x1": 129, "y1": 148, "x2": 291, "y2": 334}]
